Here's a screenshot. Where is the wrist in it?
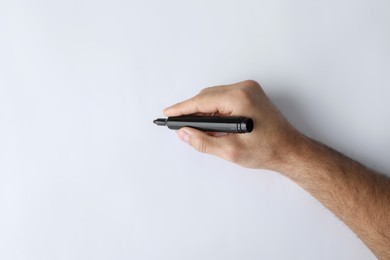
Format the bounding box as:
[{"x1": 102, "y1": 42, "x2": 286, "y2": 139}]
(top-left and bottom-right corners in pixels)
[{"x1": 266, "y1": 130, "x2": 313, "y2": 175}]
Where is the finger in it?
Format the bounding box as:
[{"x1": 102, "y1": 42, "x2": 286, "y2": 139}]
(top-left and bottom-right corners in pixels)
[
  {"x1": 176, "y1": 127, "x2": 237, "y2": 161},
  {"x1": 164, "y1": 91, "x2": 233, "y2": 117}
]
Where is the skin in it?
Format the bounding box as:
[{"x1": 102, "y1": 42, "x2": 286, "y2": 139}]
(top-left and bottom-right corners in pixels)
[{"x1": 164, "y1": 80, "x2": 390, "y2": 259}]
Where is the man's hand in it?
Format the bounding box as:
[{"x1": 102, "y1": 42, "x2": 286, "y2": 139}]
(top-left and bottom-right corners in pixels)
[
  {"x1": 164, "y1": 80, "x2": 300, "y2": 169},
  {"x1": 164, "y1": 80, "x2": 390, "y2": 259}
]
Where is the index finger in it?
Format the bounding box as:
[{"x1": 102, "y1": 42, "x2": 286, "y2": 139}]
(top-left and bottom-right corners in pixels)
[{"x1": 163, "y1": 91, "x2": 234, "y2": 117}]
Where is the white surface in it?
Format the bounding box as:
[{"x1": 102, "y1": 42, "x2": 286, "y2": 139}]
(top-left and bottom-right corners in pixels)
[{"x1": 0, "y1": 0, "x2": 389, "y2": 259}]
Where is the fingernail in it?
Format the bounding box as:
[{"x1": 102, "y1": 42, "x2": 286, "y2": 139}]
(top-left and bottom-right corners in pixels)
[{"x1": 177, "y1": 130, "x2": 190, "y2": 144}]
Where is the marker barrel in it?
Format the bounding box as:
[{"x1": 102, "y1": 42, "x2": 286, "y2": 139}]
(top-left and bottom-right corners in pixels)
[{"x1": 165, "y1": 116, "x2": 253, "y2": 133}]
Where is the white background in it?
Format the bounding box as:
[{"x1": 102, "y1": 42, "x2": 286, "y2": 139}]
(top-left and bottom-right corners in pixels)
[{"x1": 1, "y1": 0, "x2": 389, "y2": 259}]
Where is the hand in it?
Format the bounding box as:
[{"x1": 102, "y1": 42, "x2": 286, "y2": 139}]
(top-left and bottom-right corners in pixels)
[{"x1": 164, "y1": 80, "x2": 301, "y2": 169}]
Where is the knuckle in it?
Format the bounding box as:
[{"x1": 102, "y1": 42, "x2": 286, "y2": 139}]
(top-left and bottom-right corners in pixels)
[
  {"x1": 228, "y1": 80, "x2": 265, "y2": 108},
  {"x1": 243, "y1": 79, "x2": 260, "y2": 87},
  {"x1": 242, "y1": 80, "x2": 264, "y2": 93},
  {"x1": 199, "y1": 86, "x2": 214, "y2": 94},
  {"x1": 229, "y1": 88, "x2": 253, "y2": 104}
]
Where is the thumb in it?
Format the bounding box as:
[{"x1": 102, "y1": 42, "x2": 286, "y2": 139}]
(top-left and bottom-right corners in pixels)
[{"x1": 176, "y1": 127, "x2": 227, "y2": 157}]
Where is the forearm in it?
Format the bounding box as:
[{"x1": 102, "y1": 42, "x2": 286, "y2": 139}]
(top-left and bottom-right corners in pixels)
[{"x1": 276, "y1": 134, "x2": 390, "y2": 258}]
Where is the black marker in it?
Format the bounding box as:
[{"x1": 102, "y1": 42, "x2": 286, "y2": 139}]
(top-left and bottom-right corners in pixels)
[{"x1": 153, "y1": 116, "x2": 253, "y2": 133}]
